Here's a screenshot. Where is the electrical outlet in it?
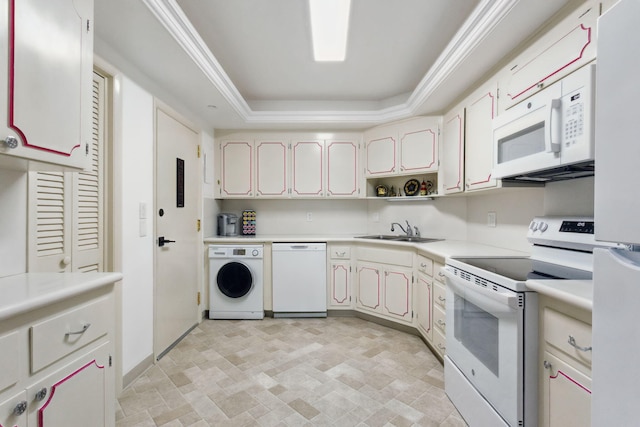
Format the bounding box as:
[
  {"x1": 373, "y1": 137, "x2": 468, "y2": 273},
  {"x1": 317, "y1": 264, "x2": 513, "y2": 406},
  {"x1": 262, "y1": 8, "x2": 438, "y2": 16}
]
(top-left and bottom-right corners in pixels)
[
  {"x1": 487, "y1": 211, "x2": 497, "y2": 228},
  {"x1": 306, "y1": 212, "x2": 313, "y2": 222}
]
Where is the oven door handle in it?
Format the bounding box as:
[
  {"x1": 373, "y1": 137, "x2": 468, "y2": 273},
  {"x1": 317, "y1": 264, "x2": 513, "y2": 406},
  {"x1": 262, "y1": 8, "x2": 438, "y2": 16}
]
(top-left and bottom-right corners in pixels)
[{"x1": 443, "y1": 268, "x2": 519, "y2": 309}]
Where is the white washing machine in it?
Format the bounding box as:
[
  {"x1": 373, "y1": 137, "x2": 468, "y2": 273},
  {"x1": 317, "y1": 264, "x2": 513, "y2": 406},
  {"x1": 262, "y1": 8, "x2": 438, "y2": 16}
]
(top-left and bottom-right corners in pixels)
[{"x1": 208, "y1": 245, "x2": 264, "y2": 320}]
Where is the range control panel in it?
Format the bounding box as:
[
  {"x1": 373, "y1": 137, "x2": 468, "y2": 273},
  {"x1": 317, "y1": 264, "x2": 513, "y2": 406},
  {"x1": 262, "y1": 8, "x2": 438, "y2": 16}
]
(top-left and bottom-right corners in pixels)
[{"x1": 527, "y1": 217, "x2": 620, "y2": 252}]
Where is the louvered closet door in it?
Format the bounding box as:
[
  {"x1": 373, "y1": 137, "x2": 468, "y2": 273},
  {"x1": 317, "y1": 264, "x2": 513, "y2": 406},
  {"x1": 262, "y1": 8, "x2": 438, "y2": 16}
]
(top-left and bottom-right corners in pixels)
[{"x1": 28, "y1": 72, "x2": 105, "y2": 272}]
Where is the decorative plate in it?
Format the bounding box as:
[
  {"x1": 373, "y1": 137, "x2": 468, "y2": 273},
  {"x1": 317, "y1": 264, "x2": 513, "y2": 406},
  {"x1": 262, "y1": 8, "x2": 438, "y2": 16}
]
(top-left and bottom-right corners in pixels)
[
  {"x1": 404, "y1": 179, "x2": 420, "y2": 196},
  {"x1": 375, "y1": 184, "x2": 388, "y2": 197}
]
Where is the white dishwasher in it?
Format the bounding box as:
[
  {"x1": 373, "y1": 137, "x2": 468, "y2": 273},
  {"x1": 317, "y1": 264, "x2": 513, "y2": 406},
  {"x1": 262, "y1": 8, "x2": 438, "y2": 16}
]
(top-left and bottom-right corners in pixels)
[{"x1": 272, "y1": 243, "x2": 327, "y2": 317}]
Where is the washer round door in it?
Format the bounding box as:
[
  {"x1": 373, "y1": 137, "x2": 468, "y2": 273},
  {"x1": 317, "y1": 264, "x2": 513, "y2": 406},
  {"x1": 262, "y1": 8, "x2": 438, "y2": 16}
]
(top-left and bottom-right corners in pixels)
[{"x1": 217, "y1": 261, "x2": 253, "y2": 298}]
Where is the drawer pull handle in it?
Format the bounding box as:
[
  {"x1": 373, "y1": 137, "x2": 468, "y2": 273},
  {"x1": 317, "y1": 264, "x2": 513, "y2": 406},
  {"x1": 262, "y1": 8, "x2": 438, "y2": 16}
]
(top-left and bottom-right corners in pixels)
[
  {"x1": 437, "y1": 319, "x2": 446, "y2": 327},
  {"x1": 336, "y1": 251, "x2": 346, "y2": 257},
  {"x1": 437, "y1": 343, "x2": 446, "y2": 352},
  {"x1": 13, "y1": 400, "x2": 27, "y2": 415},
  {"x1": 568, "y1": 335, "x2": 592, "y2": 352},
  {"x1": 438, "y1": 296, "x2": 446, "y2": 303},
  {"x1": 543, "y1": 360, "x2": 552, "y2": 370},
  {"x1": 420, "y1": 263, "x2": 427, "y2": 268},
  {"x1": 65, "y1": 323, "x2": 91, "y2": 336}
]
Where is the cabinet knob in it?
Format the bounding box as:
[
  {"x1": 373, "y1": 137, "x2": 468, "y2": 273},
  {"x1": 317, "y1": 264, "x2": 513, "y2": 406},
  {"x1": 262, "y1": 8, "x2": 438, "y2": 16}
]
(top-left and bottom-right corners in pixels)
[
  {"x1": 543, "y1": 360, "x2": 552, "y2": 370},
  {"x1": 62, "y1": 256, "x2": 71, "y2": 266},
  {"x1": 35, "y1": 387, "x2": 48, "y2": 401},
  {"x1": 13, "y1": 400, "x2": 27, "y2": 416},
  {"x1": 3, "y1": 136, "x2": 18, "y2": 149}
]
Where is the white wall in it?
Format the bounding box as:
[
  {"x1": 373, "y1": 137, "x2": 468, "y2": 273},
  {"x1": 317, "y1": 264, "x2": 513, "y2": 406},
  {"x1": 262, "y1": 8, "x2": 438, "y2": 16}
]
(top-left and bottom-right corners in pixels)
[
  {"x1": 0, "y1": 169, "x2": 27, "y2": 277},
  {"x1": 118, "y1": 77, "x2": 155, "y2": 375},
  {"x1": 466, "y1": 187, "x2": 545, "y2": 253}
]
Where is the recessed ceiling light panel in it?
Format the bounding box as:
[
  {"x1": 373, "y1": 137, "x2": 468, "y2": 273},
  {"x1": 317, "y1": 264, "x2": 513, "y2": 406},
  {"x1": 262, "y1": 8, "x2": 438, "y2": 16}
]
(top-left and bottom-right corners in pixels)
[{"x1": 309, "y1": 0, "x2": 351, "y2": 62}]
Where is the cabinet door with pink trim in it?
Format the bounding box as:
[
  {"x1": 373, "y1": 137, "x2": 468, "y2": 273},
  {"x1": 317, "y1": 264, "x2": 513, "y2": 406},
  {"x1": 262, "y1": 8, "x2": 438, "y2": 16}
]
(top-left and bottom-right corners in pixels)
[
  {"x1": 441, "y1": 106, "x2": 465, "y2": 195},
  {"x1": 291, "y1": 139, "x2": 324, "y2": 197},
  {"x1": 220, "y1": 140, "x2": 253, "y2": 198},
  {"x1": 382, "y1": 266, "x2": 413, "y2": 325},
  {"x1": 326, "y1": 139, "x2": 359, "y2": 198},
  {"x1": 465, "y1": 80, "x2": 499, "y2": 191},
  {"x1": 541, "y1": 351, "x2": 591, "y2": 427},
  {"x1": 356, "y1": 262, "x2": 382, "y2": 315},
  {"x1": 0, "y1": 390, "x2": 27, "y2": 427},
  {"x1": 255, "y1": 139, "x2": 288, "y2": 198},
  {"x1": 0, "y1": 0, "x2": 92, "y2": 170},
  {"x1": 398, "y1": 116, "x2": 439, "y2": 175},
  {"x1": 500, "y1": 1, "x2": 598, "y2": 111},
  {"x1": 27, "y1": 341, "x2": 113, "y2": 427}
]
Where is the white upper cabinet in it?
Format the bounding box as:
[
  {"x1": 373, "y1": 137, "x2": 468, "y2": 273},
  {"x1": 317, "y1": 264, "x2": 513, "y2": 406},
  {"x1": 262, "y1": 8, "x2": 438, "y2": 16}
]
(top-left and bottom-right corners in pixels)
[
  {"x1": 0, "y1": 0, "x2": 93, "y2": 170},
  {"x1": 499, "y1": 0, "x2": 598, "y2": 111},
  {"x1": 220, "y1": 140, "x2": 253, "y2": 198},
  {"x1": 465, "y1": 80, "x2": 499, "y2": 191},
  {"x1": 255, "y1": 139, "x2": 288, "y2": 197},
  {"x1": 364, "y1": 116, "x2": 440, "y2": 178},
  {"x1": 326, "y1": 139, "x2": 359, "y2": 197},
  {"x1": 218, "y1": 133, "x2": 360, "y2": 199},
  {"x1": 441, "y1": 106, "x2": 465, "y2": 195},
  {"x1": 291, "y1": 139, "x2": 324, "y2": 197}
]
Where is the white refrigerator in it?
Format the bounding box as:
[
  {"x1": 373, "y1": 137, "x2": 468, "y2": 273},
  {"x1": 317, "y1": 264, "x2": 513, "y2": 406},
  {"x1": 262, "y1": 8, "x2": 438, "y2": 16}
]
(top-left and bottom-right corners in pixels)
[{"x1": 592, "y1": 0, "x2": 640, "y2": 425}]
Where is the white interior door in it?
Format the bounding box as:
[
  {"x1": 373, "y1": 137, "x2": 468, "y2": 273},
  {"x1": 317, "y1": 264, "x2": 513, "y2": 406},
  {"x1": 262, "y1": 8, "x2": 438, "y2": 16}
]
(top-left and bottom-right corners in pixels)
[{"x1": 154, "y1": 106, "x2": 200, "y2": 359}]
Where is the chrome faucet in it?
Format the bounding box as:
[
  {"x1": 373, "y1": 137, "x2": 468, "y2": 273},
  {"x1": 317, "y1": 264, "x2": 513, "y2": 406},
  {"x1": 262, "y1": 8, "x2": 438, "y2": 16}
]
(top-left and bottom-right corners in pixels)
[{"x1": 391, "y1": 220, "x2": 415, "y2": 237}]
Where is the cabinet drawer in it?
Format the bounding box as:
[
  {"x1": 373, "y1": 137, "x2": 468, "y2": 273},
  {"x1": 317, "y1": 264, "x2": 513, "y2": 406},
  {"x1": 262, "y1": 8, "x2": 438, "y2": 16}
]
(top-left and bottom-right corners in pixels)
[
  {"x1": 330, "y1": 246, "x2": 351, "y2": 259},
  {"x1": 434, "y1": 262, "x2": 445, "y2": 284},
  {"x1": 0, "y1": 332, "x2": 20, "y2": 393},
  {"x1": 357, "y1": 246, "x2": 413, "y2": 267},
  {"x1": 416, "y1": 255, "x2": 433, "y2": 276},
  {"x1": 433, "y1": 282, "x2": 446, "y2": 310},
  {"x1": 544, "y1": 307, "x2": 592, "y2": 368},
  {"x1": 31, "y1": 296, "x2": 111, "y2": 373},
  {"x1": 434, "y1": 305, "x2": 446, "y2": 335},
  {"x1": 433, "y1": 329, "x2": 446, "y2": 357}
]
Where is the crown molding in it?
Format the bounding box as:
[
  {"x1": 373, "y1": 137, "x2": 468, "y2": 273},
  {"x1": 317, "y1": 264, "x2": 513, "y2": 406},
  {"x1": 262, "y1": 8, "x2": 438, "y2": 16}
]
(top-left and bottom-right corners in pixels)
[{"x1": 142, "y1": 0, "x2": 519, "y2": 126}]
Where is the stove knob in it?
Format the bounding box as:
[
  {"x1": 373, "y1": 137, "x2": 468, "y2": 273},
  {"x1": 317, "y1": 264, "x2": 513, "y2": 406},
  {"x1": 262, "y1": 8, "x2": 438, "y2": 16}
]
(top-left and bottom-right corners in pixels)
[
  {"x1": 539, "y1": 222, "x2": 548, "y2": 232},
  {"x1": 252, "y1": 249, "x2": 259, "y2": 257},
  {"x1": 529, "y1": 221, "x2": 538, "y2": 231}
]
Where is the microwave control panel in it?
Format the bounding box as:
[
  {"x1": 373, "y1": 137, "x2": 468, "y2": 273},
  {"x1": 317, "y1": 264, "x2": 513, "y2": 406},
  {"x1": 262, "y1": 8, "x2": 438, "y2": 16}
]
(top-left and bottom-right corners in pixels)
[{"x1": 564, "y1": 92, "x2": 585, "y2": 147}]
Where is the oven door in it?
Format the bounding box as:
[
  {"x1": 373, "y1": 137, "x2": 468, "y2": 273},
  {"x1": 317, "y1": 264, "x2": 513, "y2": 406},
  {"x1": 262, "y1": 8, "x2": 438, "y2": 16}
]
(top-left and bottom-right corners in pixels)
[{"x1": 444, "y1": 268, "x2": 524, "y2": 426}]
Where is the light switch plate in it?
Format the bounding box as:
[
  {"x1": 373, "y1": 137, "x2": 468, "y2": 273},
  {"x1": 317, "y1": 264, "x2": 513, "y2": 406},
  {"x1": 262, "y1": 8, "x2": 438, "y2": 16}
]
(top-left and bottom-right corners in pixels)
[
  {"x1": 487, "y1": 211, "x2": 497, "y2": 227},
  {"x1": 139, "y1": 202, "x2": 147, "y2": 219}
]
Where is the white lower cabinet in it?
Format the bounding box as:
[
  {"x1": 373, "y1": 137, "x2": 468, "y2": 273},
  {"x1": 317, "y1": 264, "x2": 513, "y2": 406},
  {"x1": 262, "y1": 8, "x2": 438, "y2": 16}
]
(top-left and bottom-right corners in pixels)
[
  {"x1": 0, "y1": 283, "x2": 115, "y2": 427},
  {"x1": 27, "y1": 341, "x2": 113, "y2": 427},
  {"x1": 539, "y1": 298, "x2": 592, "y2": 427},
  {"x1": 415, "y1": 272, "x2": 432, "y2": 342},
  {"x1": 355, "y1": 246, "x2": 414, "y2": 326},
  {"x1": 328, "y1": 245, "x2": 352, "y2": 309}
]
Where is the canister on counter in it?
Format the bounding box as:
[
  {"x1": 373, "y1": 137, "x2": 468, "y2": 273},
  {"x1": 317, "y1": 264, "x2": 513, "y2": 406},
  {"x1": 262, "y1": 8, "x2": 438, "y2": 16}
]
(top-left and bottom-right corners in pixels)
[{"x1": 242, "y1": 210, "x2": 256, "y2": 235}]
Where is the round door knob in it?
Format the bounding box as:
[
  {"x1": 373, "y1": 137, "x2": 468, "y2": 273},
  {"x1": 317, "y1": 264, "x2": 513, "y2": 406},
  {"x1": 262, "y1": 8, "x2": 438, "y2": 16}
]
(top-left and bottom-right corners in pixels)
[
  {"x1": 4, "y1": 136, "x2": 18, "y2": 149},
  {"x1": 13, "y1": 400, "x2": 27, "y2": 416},
  {"x1": 62, "y1": 256, "x2": 71, "y2": 266}
]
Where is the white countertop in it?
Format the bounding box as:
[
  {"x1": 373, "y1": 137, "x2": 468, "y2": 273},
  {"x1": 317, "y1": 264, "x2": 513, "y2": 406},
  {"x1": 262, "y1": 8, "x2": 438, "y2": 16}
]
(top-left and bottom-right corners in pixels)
[
  {"x1": 0, "y1": 272, "x2": 123, "y2": 321},
  {"x1": 526, "y1": 279, "x2": 593, "y2": 311},
  {"x1": 203, "y1": 235, "x2": 528, "y2": 262}
]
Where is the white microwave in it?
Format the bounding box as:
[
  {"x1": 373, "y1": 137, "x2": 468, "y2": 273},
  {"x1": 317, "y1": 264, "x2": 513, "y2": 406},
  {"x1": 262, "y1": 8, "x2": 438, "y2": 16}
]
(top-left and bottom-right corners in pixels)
[{"x1": 492, "y1": 63, "x2": 595, "y2": 182}]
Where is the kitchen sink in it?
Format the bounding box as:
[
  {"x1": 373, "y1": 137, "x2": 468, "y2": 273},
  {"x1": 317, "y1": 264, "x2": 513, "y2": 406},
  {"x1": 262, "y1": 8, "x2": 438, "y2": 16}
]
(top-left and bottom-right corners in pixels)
[
  {"x1": 355, "y1": 235, "x2": 443, "y2": 243},
  {"x1": 355, "y1": 235, "x2": 404, "y2": 241},
  {"x1": 393, "y1": 236, "x2": 443, "y2": 243}
]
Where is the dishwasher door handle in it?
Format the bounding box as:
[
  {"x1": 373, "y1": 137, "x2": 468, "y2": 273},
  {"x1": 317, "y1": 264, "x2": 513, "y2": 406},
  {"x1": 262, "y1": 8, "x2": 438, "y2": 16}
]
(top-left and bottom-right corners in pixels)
[{"x1": 289, "y1": 245, "x2": 309, "y2": 249}]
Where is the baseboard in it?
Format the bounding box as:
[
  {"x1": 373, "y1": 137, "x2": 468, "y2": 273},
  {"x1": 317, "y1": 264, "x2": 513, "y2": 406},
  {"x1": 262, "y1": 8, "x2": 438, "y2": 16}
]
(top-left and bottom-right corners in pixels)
[{"x1": 122, "y1": 354, "x2": 154, "y2": 391}]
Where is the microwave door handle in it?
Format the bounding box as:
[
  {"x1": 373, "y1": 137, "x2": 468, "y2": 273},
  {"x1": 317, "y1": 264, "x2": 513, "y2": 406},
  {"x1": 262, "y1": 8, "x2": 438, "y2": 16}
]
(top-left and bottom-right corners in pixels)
[{"x1": 546, "y1": 98, "x2": 562, "y2": 153}]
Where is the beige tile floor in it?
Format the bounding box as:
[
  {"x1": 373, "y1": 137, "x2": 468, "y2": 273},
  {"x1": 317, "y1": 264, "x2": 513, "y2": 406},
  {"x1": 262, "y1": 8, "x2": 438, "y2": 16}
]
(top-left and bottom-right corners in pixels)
[{"x1": 116, "y1": 316, "x2": 466, "y2": 427}]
